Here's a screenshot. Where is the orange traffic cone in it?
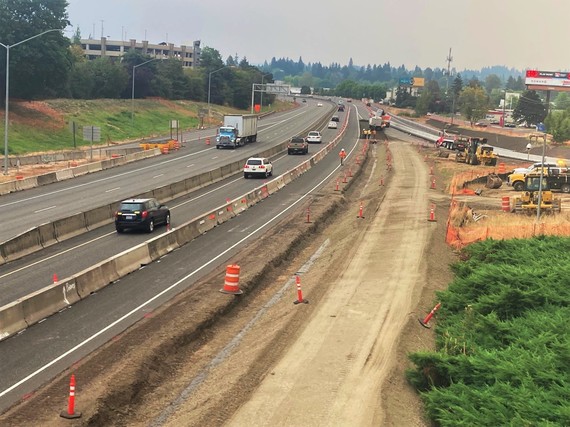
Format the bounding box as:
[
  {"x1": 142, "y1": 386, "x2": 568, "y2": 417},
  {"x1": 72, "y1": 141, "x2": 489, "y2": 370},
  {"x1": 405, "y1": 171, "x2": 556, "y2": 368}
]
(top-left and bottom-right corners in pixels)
[
  {"x1": 357, "y1": 202, "x2": 365, "y2": 219},
  {"x1": 220, "y1": 265, "x2": 243, "y2": 295},
  {"x1": 419, "y1": 303, "x2": 441, "y2": 328},
  {"x1": 430, "y1": 177, "x2": 436, "y2": 189},
  {"x1": 293, "y1": 275, "x2": 308, "y2": 304},
  {"x1": 60, "y1": 375, "x2": 82, "y2": 419},
  {"x1": 428, "y1": 205, "x2": 436, "y2": 222},
  {"x1": 53, "y1": 273, "x2": 58, "y2": 284}
]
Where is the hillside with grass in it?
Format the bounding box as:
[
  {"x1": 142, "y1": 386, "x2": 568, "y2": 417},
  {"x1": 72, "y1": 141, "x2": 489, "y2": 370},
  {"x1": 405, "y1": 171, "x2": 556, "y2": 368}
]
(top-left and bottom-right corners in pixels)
[{"x1": 0, "y1": 98, "x2": 293, "y2": 155}]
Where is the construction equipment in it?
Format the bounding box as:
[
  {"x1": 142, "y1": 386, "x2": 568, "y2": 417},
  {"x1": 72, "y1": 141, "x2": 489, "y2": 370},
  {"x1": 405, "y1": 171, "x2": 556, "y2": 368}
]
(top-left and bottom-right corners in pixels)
[
  {"x1": 456, "y1": 137, "x2": 499, "y2": 166},
  {"x1": 512, "y1": 175, "x2": 562, "y2": 214}
]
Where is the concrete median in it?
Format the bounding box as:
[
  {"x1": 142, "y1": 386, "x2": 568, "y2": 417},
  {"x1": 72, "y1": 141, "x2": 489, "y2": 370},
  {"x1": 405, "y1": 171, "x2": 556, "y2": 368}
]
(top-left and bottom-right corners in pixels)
[
  {"x1": 87, "y1": 161, "x2": 103, "y2": 173},
  {"x1": 0, "y1": 181, "x2": 17, "y2": 195},
  {"x1": 21, "y1": 278, "x2": 81, "y2": 327},
  {"x1": 173, "y1": 220, "x2": 201, "y2": 246},
  {"x1": 85, "y1": 205, "x2": 114, "y2": 230},
  {"x1": 55, "y1": 169, "x2": 74, "y2": 181},
  {"x1": 15, "y1": 177, "x2": 38, "y2": 191},
  {"x1": 147, "y1": 231, "x2": 180, "y2": 261},
  {"x1": 75, "y1": 259, "x2": 119, "y2": 298},
  {"x1": 196, "y1": 211, "x2": 218, "y2": 234},
  {"x1": 38, "y1": 222, "x2": 57, "y2": 248},
  {"x1": 152, "y1": 184, "x2": 174, "y2": 203},
  {"x1": 1, "y1": 228, "x2": 42, "y2": 262},
  {"x1": 170, "y1": 180, "x2": 187, "y2": 199},
  {"x1": 0, "y1": 300, "x2": 27, "y2": 342},
  {"x1": 72, "y1": 164, "x2": 89, "y2": 177},
  {"x1": 112, "y1": 243, "x2": 152, "y2": 277},
  {"x1": 53, "y1": 213, "x2": 88, "y2": 241},
  {"x1": 36, "y1": 172, "x2": 58, "y2": 186}
]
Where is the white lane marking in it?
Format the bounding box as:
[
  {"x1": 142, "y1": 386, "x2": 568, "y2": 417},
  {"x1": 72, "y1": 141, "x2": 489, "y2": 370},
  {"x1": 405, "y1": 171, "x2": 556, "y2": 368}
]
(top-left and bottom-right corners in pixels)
[
  {"x1": 0, "y1": 232, "x2": 114, "y2": 281},
  {"x1": 186, "y1": 164, "x2": 195, "y2": 168},
  {"x1": 153, "y1": 174, "x2": 164, "y2": 179},
  {"x1": 0, "y1": 144, "x2": 348, "y2": 399},
  {"x1": 34, "y1": 206, "x2": 56, "y2": 214},
  {"x1": 105, "y1": 187, "x2": 120, "y2": 193},
  {"x1": 212, "y1": 157, "x2": 218, "y2": 160}
]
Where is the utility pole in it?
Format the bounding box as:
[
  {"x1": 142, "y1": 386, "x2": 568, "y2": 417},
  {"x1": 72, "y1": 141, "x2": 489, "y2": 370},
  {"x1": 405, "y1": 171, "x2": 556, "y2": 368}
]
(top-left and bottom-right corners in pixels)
[
  {"x1": 445, "y1": 48, "x2": 453, "y2": 92},
  {"x1": 446, "y1": 48, "x2": 454, "y2": 124}
]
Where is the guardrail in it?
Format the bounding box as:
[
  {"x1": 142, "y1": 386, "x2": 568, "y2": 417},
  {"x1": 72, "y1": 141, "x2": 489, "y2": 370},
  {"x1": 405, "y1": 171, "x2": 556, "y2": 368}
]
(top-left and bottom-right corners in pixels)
[{"x1": 0, "y1": 106, "x2": 355, "y2": 342}]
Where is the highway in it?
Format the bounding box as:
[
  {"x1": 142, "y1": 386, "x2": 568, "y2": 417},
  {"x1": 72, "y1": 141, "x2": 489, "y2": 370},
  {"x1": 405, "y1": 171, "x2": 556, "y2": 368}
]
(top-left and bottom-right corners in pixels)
[
  {"x1": 0, "y1": 99, "x2": 375, "y2": 412},
  {"x1": 0, "y1": 101, "x2": 332, "y2": 244}
]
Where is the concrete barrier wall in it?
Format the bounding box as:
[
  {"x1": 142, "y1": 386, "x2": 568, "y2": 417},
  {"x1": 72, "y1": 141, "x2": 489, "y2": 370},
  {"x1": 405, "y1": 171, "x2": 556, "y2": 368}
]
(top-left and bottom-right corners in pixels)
[
  {"x1": 36, "y1": 172, "x2": 58, "y2": 186},
  {"x1": 152, "y1": 184, "x2": 174, "y2": 202},
  {"x1": 172, "y1": 220, "x2": 200, "y2": 246},
  {"x1": 87, "y1": 162, "x2": 103, "y2": 173},
  {"x1": 55, "y1": 169, "x2": 74, "y2": 181},
  {"x1": 85, "y1": 205, "x2": 114, "y2": 230},
  {"x1": 15, "y1": 177, "x2": 38, "y2": 191},
  {"x1": 75, "y1": 259, "x2": 119, "y2": 298},
  {"x1": 113, "y1": 243, "x2": 152, "y2": 277},
  {"x1": 147, "y1": 232, "x2": 180, "y2": 261},
  {"x1": 72, "y1": 164, "x2": 90, "y2": 177},
  {"x1": 21, "y1": 279, "x2": 81, "y2": 327},
  {"x1": 38, "y1": 222, "x2": 57, "y2": 248},
  {"x1": 53, "y1": 213, "x2": 88, "y2": 241},
  {"x1": 0, "y1": 300, "x2": 27, "y2": 341},
  {"x1": 196, "y1": 212, "x2": 217, "y2": 234},
  {"x1": 1, "y1": 228, "x2": 43, "y2": 262},
  {"x1": 170, "y1": 180, "x2": 187, "y2": 199},
  {"x1": 0, "y1": 181, "x2": 17, "y2": 195}
]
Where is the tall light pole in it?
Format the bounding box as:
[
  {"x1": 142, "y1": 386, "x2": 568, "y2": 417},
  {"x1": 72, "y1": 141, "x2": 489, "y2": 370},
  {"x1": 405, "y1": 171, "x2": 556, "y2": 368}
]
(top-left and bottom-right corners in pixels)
[
  {"x1": 207, "y1": 66, "x2": 230, "y2": 119},
  {"x1": 131, "y1": 58, "x2": 161, "y2": 123},
  {"x1": 1, "y1": 29, "x2": 60, "y2": 175}
]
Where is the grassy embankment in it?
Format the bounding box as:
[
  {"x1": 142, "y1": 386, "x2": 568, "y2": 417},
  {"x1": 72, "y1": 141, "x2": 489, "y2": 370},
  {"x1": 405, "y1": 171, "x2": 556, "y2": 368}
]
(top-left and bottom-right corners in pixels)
[
  {"x1": 0, "y1": 98, "x2": 293, "y2": 155},
  {"x1": 407, "y1": 236, "x2": 570, "y2": 426}
]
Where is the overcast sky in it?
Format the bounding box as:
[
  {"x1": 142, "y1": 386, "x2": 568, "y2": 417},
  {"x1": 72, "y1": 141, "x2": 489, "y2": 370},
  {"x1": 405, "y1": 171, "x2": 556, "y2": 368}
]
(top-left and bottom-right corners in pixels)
[{"x1": 67, "y1": 0, "x2": 569, "y2": 72}]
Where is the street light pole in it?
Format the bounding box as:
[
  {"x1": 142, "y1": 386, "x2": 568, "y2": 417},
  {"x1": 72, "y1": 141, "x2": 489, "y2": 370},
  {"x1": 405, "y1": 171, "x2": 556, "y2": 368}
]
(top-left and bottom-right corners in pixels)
[
  {"x1": 131, "y1": 58, "x2": 161, "y2": 123},
  {"x1": 208, "y1": 66, "x2": 230, "y2": 119},
  {"x1": 1, "y1": 29, "x2": 60, "y2": 175}
]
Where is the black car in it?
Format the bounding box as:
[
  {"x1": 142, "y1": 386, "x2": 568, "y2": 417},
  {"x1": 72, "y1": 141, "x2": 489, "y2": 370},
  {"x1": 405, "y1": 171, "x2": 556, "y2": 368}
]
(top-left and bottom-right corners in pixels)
[
  {"x1": 115, "y1": 198, "x2": 170, "y2": 233},
  {"x1": 331, "y1": 116, "x2": 340, "y2": 122}
]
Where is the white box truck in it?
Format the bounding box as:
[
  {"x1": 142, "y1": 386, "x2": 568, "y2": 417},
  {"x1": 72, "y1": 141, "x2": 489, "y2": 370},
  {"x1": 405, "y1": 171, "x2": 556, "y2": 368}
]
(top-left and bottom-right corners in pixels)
[{"x1": 216, "y1": 114, "x2": 258, "y2": 149}]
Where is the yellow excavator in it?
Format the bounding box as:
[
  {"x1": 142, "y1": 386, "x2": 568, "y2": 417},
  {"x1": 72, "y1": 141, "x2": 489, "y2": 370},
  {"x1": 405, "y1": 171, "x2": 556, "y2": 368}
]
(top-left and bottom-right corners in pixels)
[{"x1": 512, "y1": 175, "x2": 561, "y2": 213}]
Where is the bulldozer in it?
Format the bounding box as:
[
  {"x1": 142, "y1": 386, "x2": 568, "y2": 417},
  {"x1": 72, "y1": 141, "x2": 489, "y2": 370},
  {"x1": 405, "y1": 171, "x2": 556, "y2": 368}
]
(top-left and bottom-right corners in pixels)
[
  {"x1": 512, "y1": 175, "x2": 562, "y2": 214},
  {"x1": 456, "y1": 137, "x2": 499, "y2": 166}
]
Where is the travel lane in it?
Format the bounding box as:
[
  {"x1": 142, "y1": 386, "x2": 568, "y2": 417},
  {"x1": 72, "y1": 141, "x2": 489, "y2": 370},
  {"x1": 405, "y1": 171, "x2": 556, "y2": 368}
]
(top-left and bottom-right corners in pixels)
[
  {"x1": 0, "y1": 101, "x2": 335, "y2": 244},
  {"x1": 0, "y1": 107, "x2": 348, "y2": 306},
  {"x1": 0, "y1": 102, "x2": 361, "y2": 412}
]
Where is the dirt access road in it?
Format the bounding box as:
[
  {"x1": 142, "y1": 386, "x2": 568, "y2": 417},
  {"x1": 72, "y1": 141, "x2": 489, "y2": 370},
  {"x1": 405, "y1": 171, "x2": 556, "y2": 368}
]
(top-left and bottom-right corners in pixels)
[{"x1": 2, "y1": 134, "x2": 456, "y2": 426}]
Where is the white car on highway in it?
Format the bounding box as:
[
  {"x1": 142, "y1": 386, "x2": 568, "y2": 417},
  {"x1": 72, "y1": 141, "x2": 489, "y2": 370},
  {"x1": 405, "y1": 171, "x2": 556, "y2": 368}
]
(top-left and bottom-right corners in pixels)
[
  {"x1": 243, "y1": 157, "x2": 273, "y2": 178},
  {"x1": 306, "y1": 131, "x2": 322, "y2": 143},
  {"x1": 328, "y1": 121, "x2": 338, "y2": 129}
]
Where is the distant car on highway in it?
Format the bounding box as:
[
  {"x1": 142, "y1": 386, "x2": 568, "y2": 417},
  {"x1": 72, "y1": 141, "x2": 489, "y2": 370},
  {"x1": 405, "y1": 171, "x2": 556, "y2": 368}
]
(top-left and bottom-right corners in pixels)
[
  {"x1": 331, "y1": 116, "x2": 340, "y2": 122},
  {"x1": 317, "y1": 102, "x2": 323, "y2": 107},
  {"x1": 115, "y1": 198, "x2": 170, "y2": 233},
  {"x1": 243, "y1": 157, "x2": 273, "y2": 178},
  {"x1": 306, "y1": 131, "x2": 322, "y2": 143},
  {"x1": 475, "y1": 122, "x2": 488, "y2": 127},
  {"x1": 328, "y1": 121, "x2": 338, "y2": 129}
]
